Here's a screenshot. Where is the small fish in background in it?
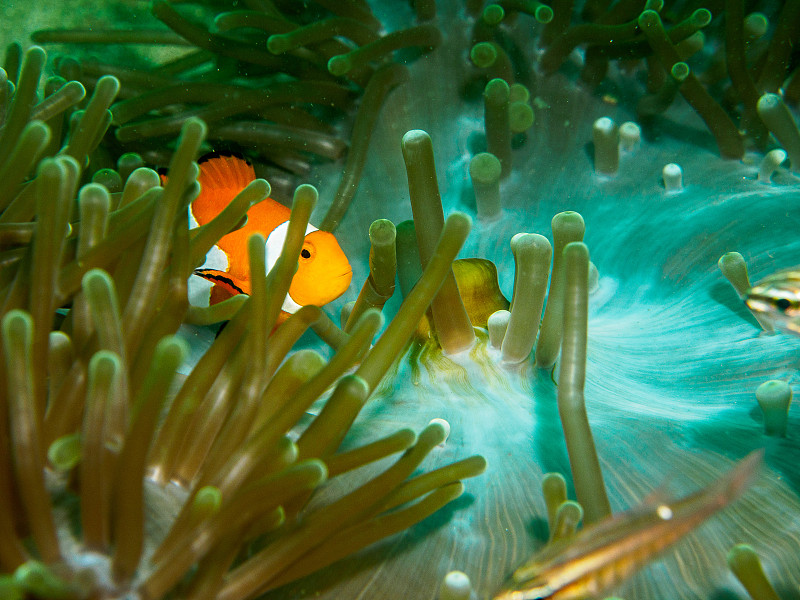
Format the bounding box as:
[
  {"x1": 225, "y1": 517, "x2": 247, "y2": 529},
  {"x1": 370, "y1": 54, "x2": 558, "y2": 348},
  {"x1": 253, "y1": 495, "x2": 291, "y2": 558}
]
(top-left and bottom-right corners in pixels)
[
  {"x1": 745, "y1": 268, "x2": 800, "y2": 335},
  {"x1": 171, "y1": 153, "x2": 352, "y2": 320},
  {"x1": 493, "y1": 451, "x2": 762, "y2": 600}
]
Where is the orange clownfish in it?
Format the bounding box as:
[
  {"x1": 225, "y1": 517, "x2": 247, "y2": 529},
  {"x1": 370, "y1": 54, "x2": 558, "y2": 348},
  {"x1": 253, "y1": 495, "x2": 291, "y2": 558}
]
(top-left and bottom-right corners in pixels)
[{"x1": 183, "y1": 153, "x2": 352, "y2": 318}]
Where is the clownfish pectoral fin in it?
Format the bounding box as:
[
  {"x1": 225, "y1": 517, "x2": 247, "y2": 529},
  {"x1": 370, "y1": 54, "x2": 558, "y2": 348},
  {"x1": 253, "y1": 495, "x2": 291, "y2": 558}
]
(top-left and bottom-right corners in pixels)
[{"x1": 194, "y1": 269, "x2": 248, "y2": 296}]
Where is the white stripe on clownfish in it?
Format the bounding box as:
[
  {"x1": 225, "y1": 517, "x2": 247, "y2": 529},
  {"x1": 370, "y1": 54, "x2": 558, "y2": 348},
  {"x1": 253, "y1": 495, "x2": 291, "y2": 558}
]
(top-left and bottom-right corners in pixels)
[
  {"x1": 263, "y1": 220, "x2": 319, "y2": 314},
  {"x1": 187, "y1": 210, "x2": 229, "y2": 308},
  {"x1": 188, "y1": 205, "x2": 199, "y2": 230},
  {"x1": 188, "y1": 242, "x2": 229, "y2": 307}
]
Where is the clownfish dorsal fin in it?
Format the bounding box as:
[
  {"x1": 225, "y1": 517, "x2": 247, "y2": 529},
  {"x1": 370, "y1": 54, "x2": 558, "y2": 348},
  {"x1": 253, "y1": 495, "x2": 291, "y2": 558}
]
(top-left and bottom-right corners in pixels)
[
  {"x1": 197, "y1": 152, "x2": 256, "y2": 192},
  {"x1": 188, "y1": 152, "x2": 259, "y2": 228}
]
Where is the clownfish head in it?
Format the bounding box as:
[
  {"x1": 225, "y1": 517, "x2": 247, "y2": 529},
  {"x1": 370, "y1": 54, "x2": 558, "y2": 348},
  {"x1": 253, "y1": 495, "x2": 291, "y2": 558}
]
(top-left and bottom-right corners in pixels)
[{"x1": 289, "y1": 229, "x2": 352, "y2": 307}]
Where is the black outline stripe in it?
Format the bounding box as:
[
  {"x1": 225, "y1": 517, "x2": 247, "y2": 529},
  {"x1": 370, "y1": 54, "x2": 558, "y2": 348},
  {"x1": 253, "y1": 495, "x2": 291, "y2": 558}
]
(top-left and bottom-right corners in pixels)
[{"x1": 194, "y1": 270, "x2": 246, "y2": 295}]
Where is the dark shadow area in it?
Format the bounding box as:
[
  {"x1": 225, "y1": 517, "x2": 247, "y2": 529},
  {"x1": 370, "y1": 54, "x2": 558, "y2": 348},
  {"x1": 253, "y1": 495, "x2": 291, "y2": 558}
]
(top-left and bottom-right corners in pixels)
[
  {"x1": 776, "y1": 584, "x2": 800, "y2": 600},
  {"x1": 687, "y1": 416, "x2": 800, "y2": 498},
  {"x1": 527, "y1": 515, "x2": 549, "y2": 545},
  {"x1": 467, "y1": 130, "x2": 487, "y2": 155},
  {"x1": 261, "y1": 492, "x2": 478, "y2": 599},
  {"x1": 707, "y1": 279, "x2": 763, "y2": 329},
  {"x1": 458, "y1": 175, "x2": 477, "y2": 214},
  {"x1": 709, "y1": 589, "x2": 745, "y2": 600},
  {"x1": 530, "y1": 369, "x2": 572, "y2": 489},
  {"x1": 584, "y1": 140, "x2": 594, "y2": 170},
  {"x1": 638, "y1": 114, "x2": 719, "y2": 156}
]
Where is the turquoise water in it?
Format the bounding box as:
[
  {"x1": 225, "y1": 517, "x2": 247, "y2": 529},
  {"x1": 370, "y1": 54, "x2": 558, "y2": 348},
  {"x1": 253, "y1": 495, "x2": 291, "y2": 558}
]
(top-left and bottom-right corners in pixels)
[{"x1": 4, "y1": 1, "x2": 800, "y2": 599}]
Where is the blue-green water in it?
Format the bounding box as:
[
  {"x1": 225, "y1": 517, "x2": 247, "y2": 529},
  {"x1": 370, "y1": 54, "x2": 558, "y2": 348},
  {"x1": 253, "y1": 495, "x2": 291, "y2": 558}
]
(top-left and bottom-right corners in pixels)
[{"x1": 5, "y1": 1, "x2": 800, "y2": 599}]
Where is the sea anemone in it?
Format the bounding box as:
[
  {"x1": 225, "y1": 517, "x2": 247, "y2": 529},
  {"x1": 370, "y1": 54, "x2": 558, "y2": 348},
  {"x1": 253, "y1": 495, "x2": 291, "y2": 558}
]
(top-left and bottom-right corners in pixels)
[
  {"x1": 3, "y1": 1, "x2": 800, "y2": 600},
  {"x1": 0, "y1": 46, "x2": 484, "y2": 600}
]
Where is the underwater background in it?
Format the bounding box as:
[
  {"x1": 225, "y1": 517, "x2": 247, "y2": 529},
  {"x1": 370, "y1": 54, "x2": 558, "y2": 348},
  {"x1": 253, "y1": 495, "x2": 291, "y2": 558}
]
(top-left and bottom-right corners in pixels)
[{"x1": 1, "y1": 0, "x2": 800, "y2": 599}]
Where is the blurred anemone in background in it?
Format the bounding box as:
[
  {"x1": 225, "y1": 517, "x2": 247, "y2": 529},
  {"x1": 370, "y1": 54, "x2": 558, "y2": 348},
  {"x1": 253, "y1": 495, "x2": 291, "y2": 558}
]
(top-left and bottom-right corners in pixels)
[{"x1": 1, "y1": 1, "x2": 800, "y2": 600}]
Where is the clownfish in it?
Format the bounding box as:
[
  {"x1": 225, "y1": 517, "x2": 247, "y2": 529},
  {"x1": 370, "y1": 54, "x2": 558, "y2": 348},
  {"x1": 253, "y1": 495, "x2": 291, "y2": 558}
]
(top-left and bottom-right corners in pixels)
[{"x1": 181, "y1": 153, "x2": 352, "y2": 318}]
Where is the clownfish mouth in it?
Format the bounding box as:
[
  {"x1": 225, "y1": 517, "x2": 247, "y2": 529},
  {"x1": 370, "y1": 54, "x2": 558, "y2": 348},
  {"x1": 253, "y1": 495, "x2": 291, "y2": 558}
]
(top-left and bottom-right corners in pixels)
[
  {"x1": 335, "y1": 269, "x2": 354, "y2": 291},
  {"x1": 323, "y1": 267, "x2": 352, "y2": 286}
]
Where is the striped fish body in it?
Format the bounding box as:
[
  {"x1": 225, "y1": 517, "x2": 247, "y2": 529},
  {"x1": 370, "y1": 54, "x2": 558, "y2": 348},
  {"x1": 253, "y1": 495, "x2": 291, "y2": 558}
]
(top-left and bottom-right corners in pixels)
[
  {"x1": 494, "y1": 451, "x2": 761, "y2": 600},
  {"x1": 745, "y1": 267, "x2": 800, "y2": 335},
  {"x1": 187, "y1": 154, "x2": 352, "y2": 316}
]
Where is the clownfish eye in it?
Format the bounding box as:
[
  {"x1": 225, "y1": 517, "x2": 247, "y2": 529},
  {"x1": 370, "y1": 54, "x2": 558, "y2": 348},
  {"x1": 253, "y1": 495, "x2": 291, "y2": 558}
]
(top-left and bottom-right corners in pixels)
[
  {"x1": 775, "y1": 298, "x2": 792, "y2": 312},
  {"x1": 300, "y1": 242, "x2": 315, "y2": 262}
]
